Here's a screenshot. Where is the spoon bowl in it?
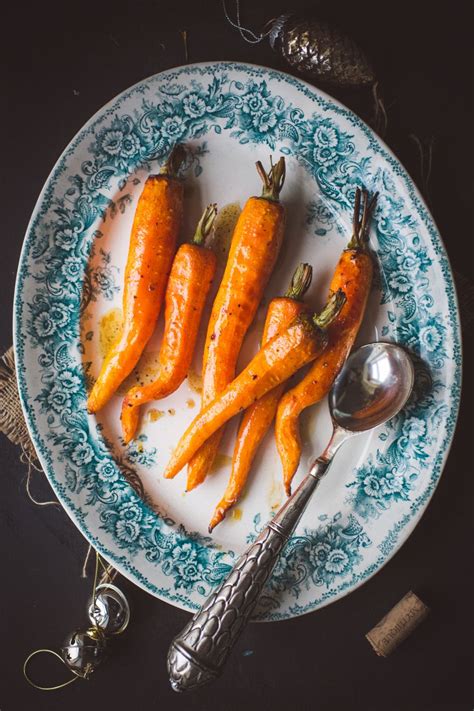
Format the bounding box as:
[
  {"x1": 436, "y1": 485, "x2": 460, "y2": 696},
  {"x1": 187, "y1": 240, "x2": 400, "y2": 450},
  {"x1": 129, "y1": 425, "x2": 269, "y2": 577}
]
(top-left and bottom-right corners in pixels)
[{"x1": 330, "y1": 342, "x2": 415, "y2": 432}]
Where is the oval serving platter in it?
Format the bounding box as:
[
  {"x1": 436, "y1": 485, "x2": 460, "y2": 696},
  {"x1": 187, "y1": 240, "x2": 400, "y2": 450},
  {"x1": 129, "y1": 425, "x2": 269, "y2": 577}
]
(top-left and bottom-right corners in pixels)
[{"x1": 14, "y1": 62, "x2": 461, "y2": 621}]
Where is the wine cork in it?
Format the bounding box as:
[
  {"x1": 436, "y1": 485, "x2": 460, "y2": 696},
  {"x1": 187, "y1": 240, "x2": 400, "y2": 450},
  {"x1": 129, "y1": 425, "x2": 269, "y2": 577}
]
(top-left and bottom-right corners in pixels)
[{"x1": 366, "y1": 591, "x2": 429, "y2": 657}]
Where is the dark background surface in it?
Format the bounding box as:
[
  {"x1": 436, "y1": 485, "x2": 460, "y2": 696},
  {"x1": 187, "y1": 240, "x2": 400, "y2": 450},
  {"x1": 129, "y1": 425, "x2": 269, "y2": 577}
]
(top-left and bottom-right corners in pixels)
[{"x1": 2, "y1": 1, "x2": 472, "y2": 709}]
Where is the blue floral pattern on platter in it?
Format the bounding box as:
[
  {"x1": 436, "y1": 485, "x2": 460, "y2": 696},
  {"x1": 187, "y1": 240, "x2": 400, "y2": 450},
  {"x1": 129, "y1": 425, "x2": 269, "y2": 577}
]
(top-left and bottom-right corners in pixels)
[{"x1": 14, "y1": 63, "x2": 461, "y2": 620}]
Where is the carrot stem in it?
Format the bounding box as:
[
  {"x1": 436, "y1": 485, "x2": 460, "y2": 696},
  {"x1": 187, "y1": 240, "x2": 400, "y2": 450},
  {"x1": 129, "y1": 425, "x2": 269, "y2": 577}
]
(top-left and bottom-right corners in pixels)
[
  {"x1": 284, "y1": 263, "x2": 313, "y2": 300},
  {"x1": 347, "y1": 187, "x2": 378, "y2": 250},
  {"x1": 256, "y1": 156, "x2": 286, "y2": 201},
  {"x1": 191, "y1": 203, "x2": 218, "y2": 246},
  {"x1": 312, "y1": 289, "x2": 346, "y2": 329},
  {"x1": 160, "y1": 143, "x2": 187, "y2": 178},
  {"x1": 361, "y1": 191, "x2": 378, "y2": 239}
]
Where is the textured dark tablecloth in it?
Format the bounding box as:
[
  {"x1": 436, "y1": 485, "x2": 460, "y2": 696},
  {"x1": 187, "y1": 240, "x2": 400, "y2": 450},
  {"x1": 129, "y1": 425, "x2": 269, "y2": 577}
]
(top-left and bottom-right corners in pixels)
[{"x1": 2, "y1": 1, "x2": 472, "y2": 709}]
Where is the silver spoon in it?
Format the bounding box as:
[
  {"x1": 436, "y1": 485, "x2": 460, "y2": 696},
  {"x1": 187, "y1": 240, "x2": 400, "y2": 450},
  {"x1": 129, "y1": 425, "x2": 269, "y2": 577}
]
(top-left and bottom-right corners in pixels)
[{"x1": 167, "y1": 342, "x2": 414, "y2": 692}]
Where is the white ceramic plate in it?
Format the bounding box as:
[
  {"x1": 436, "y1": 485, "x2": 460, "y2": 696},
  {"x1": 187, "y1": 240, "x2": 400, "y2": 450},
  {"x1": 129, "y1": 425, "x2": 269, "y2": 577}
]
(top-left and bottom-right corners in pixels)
[{"x1": 14, "y1": 62, "x2": 461, "y2": 620}]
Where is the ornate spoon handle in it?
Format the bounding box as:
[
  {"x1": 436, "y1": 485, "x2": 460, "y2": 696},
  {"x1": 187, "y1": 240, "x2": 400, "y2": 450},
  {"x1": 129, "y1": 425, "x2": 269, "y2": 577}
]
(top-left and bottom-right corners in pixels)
[{"x1": 167, "y1": 458, "x2": 329, "y2": 692}]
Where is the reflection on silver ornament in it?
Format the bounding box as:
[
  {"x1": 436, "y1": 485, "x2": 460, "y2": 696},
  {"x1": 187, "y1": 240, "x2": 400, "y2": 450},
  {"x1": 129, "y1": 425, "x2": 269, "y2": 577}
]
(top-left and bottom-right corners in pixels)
[{"x1": 269, "y1": 14, "x2": 375, "y2": 88}]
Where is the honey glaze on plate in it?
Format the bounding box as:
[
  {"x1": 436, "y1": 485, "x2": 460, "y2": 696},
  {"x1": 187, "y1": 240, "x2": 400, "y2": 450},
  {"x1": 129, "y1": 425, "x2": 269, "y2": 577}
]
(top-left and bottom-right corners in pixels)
[
  {"x1": 99, "y1": 307, "x2": 123, "y2": 358},
  {"x1": 97, "y1": 308, "x2": 170, "y2": 396},
  {"x1": 148, "y1": 408, "x2": 165, "y2": 422},
  {"x1": 212, "y1": 202, "x2": 241, "y2": 267},
  {"x1": 186, "y1": 370, "x2": 203, "y2": 394}
]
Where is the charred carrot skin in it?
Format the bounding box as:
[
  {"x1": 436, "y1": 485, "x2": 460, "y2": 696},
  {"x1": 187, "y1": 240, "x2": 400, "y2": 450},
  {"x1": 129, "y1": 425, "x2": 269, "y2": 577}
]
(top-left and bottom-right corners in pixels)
[
  {"x1": 164, "y1": 290, "x2": 345, "y2": 481},
  {"x1": 209, "y1": 263, "x2": 313, "y2": 532},
  {"x1": 120, "y1": 205, "x2": 218, "y2": 443},
  {"x1": 87, "y1": 146, "x2": 185, "y2": 414},
  {"x1": 276, "y1": 189, "x2": 377, "y2": 495},
  {"x1": 186, "y1": 158, "x2": 286, "y2": 492}
]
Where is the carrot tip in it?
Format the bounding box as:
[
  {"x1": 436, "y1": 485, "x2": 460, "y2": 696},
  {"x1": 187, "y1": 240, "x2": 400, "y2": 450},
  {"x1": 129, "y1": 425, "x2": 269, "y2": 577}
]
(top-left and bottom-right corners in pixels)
[
  {"x1": 186, "y1": 478, "x2": 201, "y2": 492},
  {"x1": 208, "y1": 506, "x2": 227, "y2": 533},
  {"x1": 208, "y1": 516, "x2": 222, "y2": 533}
]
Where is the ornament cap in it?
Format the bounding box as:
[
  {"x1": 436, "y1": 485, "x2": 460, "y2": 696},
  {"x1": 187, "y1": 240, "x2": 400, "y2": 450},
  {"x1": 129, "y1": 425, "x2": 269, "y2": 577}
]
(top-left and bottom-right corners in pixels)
[{"x1": 268, "y1": 13, "x2": 293, "y2": 49}]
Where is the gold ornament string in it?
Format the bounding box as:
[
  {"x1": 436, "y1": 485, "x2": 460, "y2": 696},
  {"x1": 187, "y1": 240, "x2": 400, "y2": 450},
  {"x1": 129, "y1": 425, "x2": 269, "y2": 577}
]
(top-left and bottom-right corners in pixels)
[
  {"x1": 23, "y1": 650, "x2": 80, "y2": 691},
  {"x1": 84, "y1": 543, "x2": 117, "y2": 586},
  {"x1": 23, "y1": 550, "x2": 105, "y2": 691}
]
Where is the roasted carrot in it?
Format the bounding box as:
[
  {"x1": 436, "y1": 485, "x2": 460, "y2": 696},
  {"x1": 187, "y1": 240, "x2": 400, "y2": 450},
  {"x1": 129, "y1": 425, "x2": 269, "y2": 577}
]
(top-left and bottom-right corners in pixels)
[
  {"x1": 276, "y1": 188, "x2": 377, "y2": 495},
  {"x1": 208, "y1": 263, "x2": 313, "y2": 532},
  {"x1": 164, "y1": 290, "x2": 346, "y2": 481},
  {"x1": 87, "y1": 145, "x2": 186, "y2": 414},
  {"x1": 120, "y1": 205, "x2": 218, "y2": 443},
  {"x1": 186, "y1": 157, "x2": 287, "y2": 492}
]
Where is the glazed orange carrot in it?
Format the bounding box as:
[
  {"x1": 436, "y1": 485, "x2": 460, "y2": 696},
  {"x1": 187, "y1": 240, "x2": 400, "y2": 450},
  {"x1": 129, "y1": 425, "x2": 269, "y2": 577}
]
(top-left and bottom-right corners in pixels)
[
  {"x1": 87, "y1": 145, "x2": 186, "y2": 414},
  {"x1": 276, "y1": 188, "x2": 377, "y2": 495},
  {"x1": 208, "y1": 263, "x2": 313, "y2": 532},
  {"x1": 164, "y1": 290, "x2": 346, "y2": 481},
  {"x1": 120, "y1": 205, "x2": 218, "y2": 443},
  {"x1": 186, "y1": 157, "x2": 286, "y2": 492}
]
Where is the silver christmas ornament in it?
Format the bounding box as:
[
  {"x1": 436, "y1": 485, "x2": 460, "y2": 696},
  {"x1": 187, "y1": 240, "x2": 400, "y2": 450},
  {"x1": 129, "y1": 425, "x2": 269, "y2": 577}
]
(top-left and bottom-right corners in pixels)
[
  {"x1": 60, "y1": 628, "x2": 107, "y2": 678},
  {"x1": 88, "y1": 583, "x2": 131, "y2": 636}
]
